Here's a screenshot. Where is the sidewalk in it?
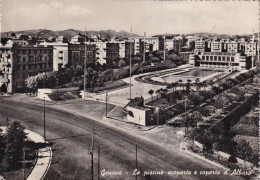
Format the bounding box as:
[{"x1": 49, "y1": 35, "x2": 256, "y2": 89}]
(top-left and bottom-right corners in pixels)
[{"x1": 0, "y1": 126, "x2": 52, "y2": 180}]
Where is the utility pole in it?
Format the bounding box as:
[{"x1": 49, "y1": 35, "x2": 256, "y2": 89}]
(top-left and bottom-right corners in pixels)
[
  {"x1": 6, "y1": 117, "x2": 9, "y2": 146},
  {"x1": 44, "y1": 97, "x2": 46, "y2": 141},
  {"x1": 129, "y1": 27, "x2": 132, "y2": 100},
  {"x1": 23, "y1": 147, "x2": 25, "y2": 180},
  {"x1": 143, "y1": 32, "x2": 146, "y2": 63},
  {"x1": 105, "y1": 91, "x2": 108, "y2": 118},
  {"x1": 135, "y1": 144, "x2": 138, "y2": 180},
  {"x1": 56, "y1": 78, "x2": 58, "y2": 101},
  {"x1": 164, "y1": 35, "x2": 166, "y2": 62},
  {"x1": 84, "y1": 26, "x2": 87, "y2": 93},
  {"x1": 98, "y1": 147, "x2": 100, "y2": 180},
  {"x1": 184, "y1": 96, "x2": 187, "y2": 136},
  {"x1": 90, "y1": 129, "x2": 94, "y2": 180}
]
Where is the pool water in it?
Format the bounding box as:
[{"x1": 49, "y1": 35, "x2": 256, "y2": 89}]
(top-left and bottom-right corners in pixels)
[
  {"x1": 175, "y1": 69, "x2": 217, "y2": 77},
  {"x1": 162, "y1": 69, "x2": 218, "y2": 83}
]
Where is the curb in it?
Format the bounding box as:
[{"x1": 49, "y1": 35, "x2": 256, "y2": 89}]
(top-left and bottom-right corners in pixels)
[
  {"x1": 25, "y1": 129, "x2": 52, "y2": 180},
  {"x1": 0, "y1": 127, "x2": 52, "y2": 180}
]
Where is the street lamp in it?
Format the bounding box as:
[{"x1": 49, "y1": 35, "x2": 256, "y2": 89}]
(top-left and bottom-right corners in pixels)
[{"x1": 43, "y1": 97, "x2": 46, "y2": 141}]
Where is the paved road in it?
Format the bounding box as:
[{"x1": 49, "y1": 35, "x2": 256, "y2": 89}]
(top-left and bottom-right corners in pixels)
[{"x1": 0, "y1": 98, "x2": 244, "y2": 180}]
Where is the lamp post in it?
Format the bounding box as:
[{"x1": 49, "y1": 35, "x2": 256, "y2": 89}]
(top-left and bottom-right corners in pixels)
[
  {"x1": 43, "y1": 97, "x2": 46, "y2": 141},
  {"x1": 84, "y1": 26, "x2": 87, "y2": 93},
  {"x1": 164, "y1": 35, "x2": 166, "y2": 62}
]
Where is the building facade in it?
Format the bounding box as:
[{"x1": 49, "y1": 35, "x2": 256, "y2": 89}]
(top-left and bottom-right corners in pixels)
[
  {"x1": 68, "y1": 43, "x2": 96, "y2": 67},
  {"x1": 0, "y1": 43, "x2": 53, "y2": 93},
  {"x1": 189, "y1": 52, "x2": 247, "y2": 71}
]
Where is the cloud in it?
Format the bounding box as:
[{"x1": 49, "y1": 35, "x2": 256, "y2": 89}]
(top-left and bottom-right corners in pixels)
[
  {"x1": 50, "y1": 2, "x2": 63, "y2": 9},
  {"x1": 2, "y1": 0, "x2": 258, "y2": 35}
]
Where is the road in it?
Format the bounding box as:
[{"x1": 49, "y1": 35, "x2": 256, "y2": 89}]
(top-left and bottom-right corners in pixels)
[{"x1": 0, "y1": 97, "x2": 244, "y2": 180}]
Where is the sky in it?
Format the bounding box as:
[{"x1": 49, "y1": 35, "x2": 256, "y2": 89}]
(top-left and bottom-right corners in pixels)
[{"x1": 1, "y1": 0, "x2": 259, "y2": 35}]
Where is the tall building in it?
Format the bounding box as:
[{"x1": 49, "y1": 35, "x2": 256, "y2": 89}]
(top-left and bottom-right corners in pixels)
[
  {"x1": 0, "y1": 42, "x2": 53, "y2": 93},
  {"x1": 68, "y1": 43, "x2": 96, "y2": 67},
  {"x1": 165, "y1": 38, "x2": 173, "y2": 50},
  {"x1": 172, "y1": 38, "x2": 183, "y2": 53},
  {"x1": 92, "y1": 42, "x2": 107, "y2": 65},
  {"x1": 226, "y1": 41, "x2": 239, "y2": 54},
  {"x1": 209, "y1": 40, "x2": 223, "y2": 52},
  {"x1": 244, "y1": 42, "x2": 257, "y2": 56},
  {"x1": 125, "y1": 41, "x2": 135, "y2": 59},
  {"x1": 106, "y1": 43, "x2": 120, "y2": 65}
]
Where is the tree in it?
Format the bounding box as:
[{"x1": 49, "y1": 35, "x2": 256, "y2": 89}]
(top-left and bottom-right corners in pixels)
[
  {"x1": 235, "y1": 139, "x2": 253, "y2": 165},
  {"x1": 178, "y1": 79, "x2": 183, "y2": 90},
  {"x1": 186, "y1": 79, "x2": 192, "y2": 92},
  {"x1": 148, "y1": 90, "x2": 154, "y2": 102},
  {"x1": 188, "y1": 92, "x2": 203, "y2": 107},
  {"x1": 195, "y1": 78, "x2": 200, "y2": 91},
  {"x1": 3, "y1": 121, "x2": 27, "y2": 170},
  {"x1": 213, "y1": 96, "x2": 229, "y2": 109}
]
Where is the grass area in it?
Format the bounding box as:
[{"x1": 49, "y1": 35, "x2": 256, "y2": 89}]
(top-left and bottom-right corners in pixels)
[
  {"x1": 57, "y1": 100, "x2": 115, "y2": 120},
  {"x1": 90, "y1": 80, "x2": 128, "y2": 93}
]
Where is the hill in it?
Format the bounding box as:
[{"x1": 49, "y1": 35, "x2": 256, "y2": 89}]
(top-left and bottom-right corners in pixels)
[{"x1": 1, "y1": 29, "x2": 141, "y2": 40}]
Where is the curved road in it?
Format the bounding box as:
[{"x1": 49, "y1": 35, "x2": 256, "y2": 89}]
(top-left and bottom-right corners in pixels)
[{"x1": 0, "y1": 97, "x2": 243, "y2": 180}]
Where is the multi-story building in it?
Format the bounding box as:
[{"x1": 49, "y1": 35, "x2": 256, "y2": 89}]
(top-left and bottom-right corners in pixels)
[
  {"x1": 139, "y1": 41, "x2": 153, "y2": 55},
  {"x1": 194, "y1": 39, "x2": 207, "y2": 54},
  {"x1": 172, "y1": 38, "x2": 183, "y2": 53},
  {"x1": 165, "y1": 38, "x2": 173, "y2": 50},
  {"x1": 118, "y1": 42, "x2": 125, "y2": 59},
  {"x1": 106, "y1": 43, "x2": 119, "y2": 65},
  {"x1": 209, "y1": 40, "x2": 223, "y2": 52},
  {"x1": 132, "y1": 37, "x2": 140, "y2": 55},
  {"x1": 244, "y1": 42, "x2": 257, "y2": 56},
  {"x1": 68, "y1": 43, "x2": 96, "y2": 67},
  {"x1": 92, "y1": 42, "x2": 107, "y2": 65},
  {"x1": 70, "y1": 35, "x2": 85, "y2": 44},
  {"x1": 40, "y1": 42, "x2": 69, "y2": 71},
  {"x1": 189, "y1": 52, "x2": 247, "y2": 71},
  {"x1": 140, "y1": 37, "x2": 159, "y2": 51},
  {"x1": 125, "y1": 41, "x2": 135, "y2": 59},
  {"x1": 0, "y1": 42, "x2": 53, "y2": 93},
  {"x1": 226, "y1": 41, "x2": 239, "y2": 53}
]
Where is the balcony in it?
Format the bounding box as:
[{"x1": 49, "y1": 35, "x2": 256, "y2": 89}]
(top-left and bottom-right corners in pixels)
[
  {"x1": 2, "y1": 61, "x2": 10, "y2": 66},
  {"x1": 0, "y1": 78, "x2": 9, "y2": 83}
]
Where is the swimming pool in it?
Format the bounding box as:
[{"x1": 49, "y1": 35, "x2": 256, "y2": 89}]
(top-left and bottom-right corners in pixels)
[{"x1": 162, "y1": 69, "x2": 220, "y2": 83}]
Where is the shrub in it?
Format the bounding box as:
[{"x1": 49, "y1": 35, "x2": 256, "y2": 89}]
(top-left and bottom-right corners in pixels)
[{"x1": 228, "y1": 155, "x2": 237, "y2": 163}]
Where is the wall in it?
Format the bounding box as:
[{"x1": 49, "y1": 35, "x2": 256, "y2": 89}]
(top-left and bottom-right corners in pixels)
[{"x1": 126, "y1": 106, "x2": 147, "y2": 126}]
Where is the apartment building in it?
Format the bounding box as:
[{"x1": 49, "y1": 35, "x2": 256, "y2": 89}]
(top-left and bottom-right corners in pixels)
[
  {"x1": 68, "y1": 43, "x2": 96, "y2": 67},
  {"x1": 244, "y1": 42, "x2": 257, "y2": 56},
  {"x1": 106, "y1": 43, "x2": 120, "y2": 65},
  {"x1": 92, "y1": 41, "x2": 107, "y2": 65},
  {"x1": 172, "y1": 39, "x2": 183, "y2": 53},
  {"x1": 140, "y1": 37, "x2": 159, "y2": 51},
  {"x1": 0, "y1": 42, "x2": 53, "y2": 93}
]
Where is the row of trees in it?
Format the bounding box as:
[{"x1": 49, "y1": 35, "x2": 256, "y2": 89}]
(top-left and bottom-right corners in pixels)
[{"x1": 25, "y1": 65, "x2": 84, "y2": 90}]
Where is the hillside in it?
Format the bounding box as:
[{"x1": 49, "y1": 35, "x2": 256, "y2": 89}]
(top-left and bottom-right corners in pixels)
[{"x1": 1, "y1": 29, "x2": 141, "y2": 40}]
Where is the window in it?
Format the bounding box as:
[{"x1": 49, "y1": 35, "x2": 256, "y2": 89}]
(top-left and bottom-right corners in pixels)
[
  {"x1": 214, "y1": 56, "x2": 217, "y2": 61},
  {"x1": 206, "y1": 56, "x2": 209, "y2": 61},
  {"x1": 23, "y1": 57, "x2": 26, "y2": 62},
  {"x1": 17, "y1": 65, "x2": 21, "y2": 71},
  {"x1": 23, "y1": 65, "x2": 26, "y2": 70},
  {"x1": 218, "y1": 56, "x2": 221, "y2": 61},
  {"x1": 222, "y1": 56, "x2": 226, "y2": 61},
  {"x1": 210, "y1": 56, "x2": 213, "y2": 61},
  {"x1": 231, "y1": 57, "x2": 234, "y2": 62},
  {"x1": 227, "y1": 57, "x2": 230, "y2": 61}
]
